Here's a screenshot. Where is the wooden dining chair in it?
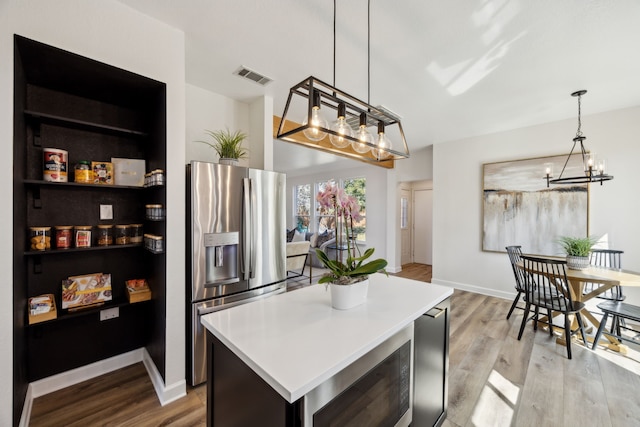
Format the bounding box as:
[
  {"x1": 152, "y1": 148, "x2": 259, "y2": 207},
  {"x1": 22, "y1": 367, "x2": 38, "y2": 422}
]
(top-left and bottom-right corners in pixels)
[
  {"x1": 584, "y1": 249, "x2": 625, "y2": 335},
  {"x1": 518, "y1": 255, "x2": 588, "y2": 359},
  {"x1": 505, "y1": 246, "x2": 526, "y2": 319}
]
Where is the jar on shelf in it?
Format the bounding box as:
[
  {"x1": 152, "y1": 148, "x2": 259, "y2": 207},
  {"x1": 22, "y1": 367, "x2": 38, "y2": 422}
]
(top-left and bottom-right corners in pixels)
[
  {"x1": 29, "y1": 226, "x2": 51, "y2": 251},
  {"x1": 54, "y1": 225, "x2": 73, "y2": 249},
  {"x1": 74, "y1": 226, "x2": 92, "y2": 248},
  {"x1": 96, "y1": 225, "x2": 114, "y2": 246},
  {"x1": 150, "y1": 169, "x2": 164, "y2": 186},
  {"x1": 145, "y1": 204, "x2": 164, "y2": 221},
  {"x1": 144, "y1": 233, "x2": 164, "y2": 253},
  {"x1": 129, "y1": 224, "x2": 143, "y2": 244},
  {"x1": 114, "y1": 224, "x2": 130, "y2": 245},
  {"x1": 74, "y1": 160, "x2": 93, "y2": 183}
]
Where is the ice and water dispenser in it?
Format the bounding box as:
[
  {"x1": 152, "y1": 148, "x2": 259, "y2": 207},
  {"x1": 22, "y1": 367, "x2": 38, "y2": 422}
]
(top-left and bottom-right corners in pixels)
[{"x1": 204, "y1": 232, "x2": 239, "y2": 286}]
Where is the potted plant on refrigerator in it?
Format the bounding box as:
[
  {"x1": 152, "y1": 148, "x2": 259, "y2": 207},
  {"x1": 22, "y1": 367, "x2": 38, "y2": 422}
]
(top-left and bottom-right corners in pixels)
[
  {"x1": 315, "y1": 183, "x2": 387, "y2": 309},
  {"x1": 198, "y1": 128, "x2": 248, "y2": 165},
  {"x1": 558, "y1": 235, "x2": 599, "y2": 270}
]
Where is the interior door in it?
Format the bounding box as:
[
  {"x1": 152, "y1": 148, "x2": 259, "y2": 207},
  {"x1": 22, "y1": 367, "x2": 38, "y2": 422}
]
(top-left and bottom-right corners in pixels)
[
  {"x1": 413, "y1": 189, "x2": 432, "y2": 265},
  {"x1": 400, "y1": 189, "x2": 412, "y2": 265}
]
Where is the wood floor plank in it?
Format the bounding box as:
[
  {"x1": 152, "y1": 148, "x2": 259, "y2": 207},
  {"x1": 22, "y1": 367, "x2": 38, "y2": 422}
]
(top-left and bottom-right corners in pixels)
[
  {"x1": 513, "y1": 332, "x2": 566, "y2": 426},
  {"x1": 598, "y1": 353, "x2": 640, "y2": 427},
  {"x1": 562, "y1": 344, "x2": 612, "y2": 427},
  {"x1": 447, "y1": 334, "x2": 502, "y2": 427}
]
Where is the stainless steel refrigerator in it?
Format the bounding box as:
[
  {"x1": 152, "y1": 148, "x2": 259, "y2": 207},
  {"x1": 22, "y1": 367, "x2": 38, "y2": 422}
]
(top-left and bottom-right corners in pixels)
[{"x1": 186, "y1": 160, "x2": 287, "y2": 385}]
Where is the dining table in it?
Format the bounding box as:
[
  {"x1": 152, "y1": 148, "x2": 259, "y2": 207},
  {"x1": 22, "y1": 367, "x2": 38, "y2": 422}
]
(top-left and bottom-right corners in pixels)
[{"x1": 516, "y1": 259, "x2": 640, "y2": 353}]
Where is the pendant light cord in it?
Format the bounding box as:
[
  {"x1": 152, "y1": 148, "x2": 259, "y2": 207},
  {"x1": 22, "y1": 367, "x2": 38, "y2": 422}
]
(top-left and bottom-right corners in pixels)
[
  {"x1": 368, "y1": 0, "x2": 371, "y2": 106},
  {"x1": 333, "y1": 0, "x2": 336, "y2": 88},
  {"x1": 576, "y1": 93, "x2": 583, "y2": 137}
]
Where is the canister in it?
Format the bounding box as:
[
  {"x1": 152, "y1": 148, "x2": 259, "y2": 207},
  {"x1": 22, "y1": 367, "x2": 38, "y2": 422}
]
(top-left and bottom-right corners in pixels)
[
  {"x1": 114, "y1": 224, "x2": 130, "y2": 245},
  {"x1": 54, "y1": 226, "x2": 73, "y2": 249},
  {"x1": 74, "y1": 226, "x2": 92, "y2": 248},
  {"x1": 29, "y1": 226, "x2": 51, "y2": 251},
  {"x1": 129, "y1": 224, "x2": 143, "y2": 244},
  {"x1": 145, "y1": 204, "x2": 164, "y2": 221},
  {"x1": 96, "y1": 225, "x2": 114, "y2": 246},
  {"x1": 74, "y1": 160, "x2": 93, "y2": 183},
  {"x1": 43, "y1": 148, "x2": 68, "y2": 182}
]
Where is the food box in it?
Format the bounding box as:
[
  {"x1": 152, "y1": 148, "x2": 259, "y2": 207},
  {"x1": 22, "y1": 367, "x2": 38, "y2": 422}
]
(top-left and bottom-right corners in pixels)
[
  {"x1": 62, "y1": 273, "x2": 112, "y2": 309},
  {"x1": 111, "y1": 158, "x2": 146, "y2": 187},
  {"x1": 91, "y1": 161, "x2": 114, "y2": 185},
  {"x1": 126, "y1": 279, "x2": 151, "y2": 303},
  {"x1": 28, "y1": 294, "x2": 57, "y2": 324}
]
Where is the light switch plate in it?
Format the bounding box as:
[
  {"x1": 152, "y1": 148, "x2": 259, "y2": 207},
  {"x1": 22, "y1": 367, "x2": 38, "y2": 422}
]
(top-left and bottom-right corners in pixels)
[
  {"x1": 100, "y1": 307, "x2": 119, "y2": 321},
  {"x1": 100, "y1": 204, "x2": 113, "y2": 220}
]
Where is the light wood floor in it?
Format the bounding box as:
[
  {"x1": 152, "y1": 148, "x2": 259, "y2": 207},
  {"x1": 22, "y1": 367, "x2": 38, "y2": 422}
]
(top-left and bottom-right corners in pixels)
[{"x1": 30, "y1": 264, "x2": 640, "y2": 426}]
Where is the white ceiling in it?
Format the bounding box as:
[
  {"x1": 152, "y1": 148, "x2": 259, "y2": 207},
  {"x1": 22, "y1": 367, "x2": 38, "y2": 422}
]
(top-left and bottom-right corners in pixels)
[{"x1": 118, "y1": 0, "x2": 640, "y2": 174}]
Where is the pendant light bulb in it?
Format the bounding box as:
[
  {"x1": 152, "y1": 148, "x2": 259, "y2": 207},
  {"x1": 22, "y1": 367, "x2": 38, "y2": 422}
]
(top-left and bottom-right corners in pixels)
[
  {"x1": 302, "y1": 90, "x2": 328, "y2": 142},
  {"x1": 373, "y1": 122, "x2": 391, "y2": 160},
  {"x1": 352, "y1": 112, "x2": 372, "y2": 153},
  {"x1": 329, "y1": 103, "x2": 354, "y2": 148}
]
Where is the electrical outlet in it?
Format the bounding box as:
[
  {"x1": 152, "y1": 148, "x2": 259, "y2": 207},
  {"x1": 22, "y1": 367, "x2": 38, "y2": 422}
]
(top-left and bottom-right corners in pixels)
[
  {"x1": 100, "y1": 307, "x2": 119, "y2": 321},
  {"x1": 100, "y1": 204, "x2": 113, "y2": 220}
]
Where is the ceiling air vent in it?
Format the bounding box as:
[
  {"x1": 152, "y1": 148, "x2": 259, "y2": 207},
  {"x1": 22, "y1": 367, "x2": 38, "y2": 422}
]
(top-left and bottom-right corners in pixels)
[{"x1": 233, "y1": 66, "x2": 272, "y2": 86}]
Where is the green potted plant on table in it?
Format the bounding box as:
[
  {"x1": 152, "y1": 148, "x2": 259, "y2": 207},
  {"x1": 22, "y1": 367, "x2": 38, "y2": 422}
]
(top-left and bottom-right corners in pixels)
[
  {"x1": 558, "y1": 235, "x2": 599, "y2": 270},
  {"x1": 316, "y1": 183, "x2": 387, "y2": 309},
  {"x1": 198, "y1": 128, "x2": 248, "y2": 165}
]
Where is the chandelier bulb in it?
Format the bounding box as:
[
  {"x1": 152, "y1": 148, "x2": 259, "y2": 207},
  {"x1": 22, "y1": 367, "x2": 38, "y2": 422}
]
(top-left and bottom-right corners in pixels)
[
  {"x1": 373, "y1": 122, "x2": 391, "y2": 160},
  {"x1": 329, "y1": 103, "x2": 353, "y2": 148},
  {"x1": 302, "y1": 89, "x2": 328, "y2": 142},
  {"x1": 352, "y1": 112, "x2": 372, "y2": 153}
]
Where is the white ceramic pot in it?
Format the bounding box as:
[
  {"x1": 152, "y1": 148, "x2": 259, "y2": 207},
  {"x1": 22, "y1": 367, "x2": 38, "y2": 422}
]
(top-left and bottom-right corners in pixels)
[
  {"x1": 219, "y1": 158, "x2": 239, "y2": 166},
  {"x1": 329, "y1": 278, "x2": 369, "y2": 310},
  {"x1": 566, "y1": 255, "x2": 590, "y2": 270}
]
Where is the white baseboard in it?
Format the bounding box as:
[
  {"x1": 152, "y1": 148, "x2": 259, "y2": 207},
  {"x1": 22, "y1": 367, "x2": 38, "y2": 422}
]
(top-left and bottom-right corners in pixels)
[
  {"x1": 21, "y1": 348, "x2": 187, "y2": 424},
  {"x1": 19, "y1": 385, "x2": 33, "y2": 427},
  {"x1": 30, "y1": 348, "x2": 144, "y2": 398},
  {"x1": 431, "y1": 278, "x2": 515, "y2": 301},
  {"x1": 142, "y1": 348, "x2": 186, "y2": 406}
]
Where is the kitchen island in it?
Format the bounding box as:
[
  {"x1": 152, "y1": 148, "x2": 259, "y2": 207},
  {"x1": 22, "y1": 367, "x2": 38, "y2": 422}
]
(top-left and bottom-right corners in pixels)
[{"x1": 201, "y1": 273, "x2": 453, "y2": 426}]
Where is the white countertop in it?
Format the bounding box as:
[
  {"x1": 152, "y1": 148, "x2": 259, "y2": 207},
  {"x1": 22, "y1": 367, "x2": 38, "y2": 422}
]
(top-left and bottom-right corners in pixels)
[{"x1": 201, "y1": 273, "x2": 453, "y2": 403}]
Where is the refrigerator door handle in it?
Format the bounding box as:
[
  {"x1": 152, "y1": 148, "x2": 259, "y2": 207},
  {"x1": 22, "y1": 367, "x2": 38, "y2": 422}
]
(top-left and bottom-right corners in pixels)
[
  {"x1": 249, "y1": 178, "x2": 257, "y2": 279},
  {"x1": 242, "y1": 178, "x2": 251, "y2": 280}
]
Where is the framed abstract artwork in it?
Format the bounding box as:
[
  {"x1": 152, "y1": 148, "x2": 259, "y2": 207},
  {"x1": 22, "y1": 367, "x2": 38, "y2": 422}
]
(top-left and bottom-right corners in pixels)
[{"x1": 482, "y1": 153, "x2": 589, "y2": 255}]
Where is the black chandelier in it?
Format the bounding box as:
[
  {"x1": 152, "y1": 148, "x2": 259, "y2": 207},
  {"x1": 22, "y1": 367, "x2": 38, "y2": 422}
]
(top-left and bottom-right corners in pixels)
[
  {"x1": 276, "y1": 0, "x2": 410, "y2": 165},
  {"x1": 545, "y1": 90, "x2": 613, "y2": 187}
]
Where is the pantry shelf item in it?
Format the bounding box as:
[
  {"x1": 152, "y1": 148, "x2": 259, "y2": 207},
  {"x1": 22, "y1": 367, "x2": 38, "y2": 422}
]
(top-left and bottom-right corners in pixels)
[{"x1": 28, "y1": 294, "x2": 57, "y2": 324}]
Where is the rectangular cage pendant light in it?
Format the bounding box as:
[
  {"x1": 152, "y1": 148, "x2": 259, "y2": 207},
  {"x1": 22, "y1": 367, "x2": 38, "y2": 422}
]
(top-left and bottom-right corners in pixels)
[{"x1": 276, "y1": 76, "x2": 410, "y2": 167}]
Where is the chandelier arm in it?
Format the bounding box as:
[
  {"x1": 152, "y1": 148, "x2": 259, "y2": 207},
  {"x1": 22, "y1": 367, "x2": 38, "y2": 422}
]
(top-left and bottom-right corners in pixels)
[{"x1": 557, "y1": 139, "x2": 578, "y2": 180}]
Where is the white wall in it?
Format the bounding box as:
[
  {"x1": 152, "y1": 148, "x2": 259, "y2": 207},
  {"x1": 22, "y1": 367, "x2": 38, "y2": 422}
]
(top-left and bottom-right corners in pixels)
[
  {"x1": 432, "y1": 106, "x2": 640, "y2": 304},
  {"x1": 1, "y1": 1, "x2": 186, "y2": 424},
  {"x1": 186, "y1": 84, "x2": 250, "y2": 166}
]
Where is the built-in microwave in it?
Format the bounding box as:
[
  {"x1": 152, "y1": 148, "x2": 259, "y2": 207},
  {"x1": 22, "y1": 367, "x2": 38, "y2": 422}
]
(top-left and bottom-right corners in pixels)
[{"x1": 303, "y1": 324, "x2": 414, "y2": 427}]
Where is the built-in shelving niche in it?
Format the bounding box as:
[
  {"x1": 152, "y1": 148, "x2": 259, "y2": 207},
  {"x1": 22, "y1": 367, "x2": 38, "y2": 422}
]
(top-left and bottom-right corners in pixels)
[{"x1": 13, "y1": 35, "x2": 167, "y2": 426}]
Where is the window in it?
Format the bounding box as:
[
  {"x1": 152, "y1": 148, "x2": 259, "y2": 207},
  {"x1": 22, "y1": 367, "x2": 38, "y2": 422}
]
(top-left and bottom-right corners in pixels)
[
  {"x1": 316, "y1": 180, "x2": 336, "y2": 234},
  {"x1": 343, "y1": 178, "x2": 366, "y2": 241},
  {"x1": 314, "y1": 178, "x2": 366, "y2": 241},
  {"x1": 293, "y1": 184, "x2": 311, "y2": 232}
]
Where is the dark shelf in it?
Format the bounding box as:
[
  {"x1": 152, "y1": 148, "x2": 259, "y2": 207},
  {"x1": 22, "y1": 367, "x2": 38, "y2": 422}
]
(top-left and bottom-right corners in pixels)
[
  {"x1": 24, "y1": 179, "x2": 144, "y2": 190},
  {"x1": 27, "y1": 297, "x2": 150, "y2": 327},
  {"x1": 24, "y1": 109, "x2": 148, "y2": 137},
  {"x1": 25, "y1": 243, "x2": 143, "y2": 256}
]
